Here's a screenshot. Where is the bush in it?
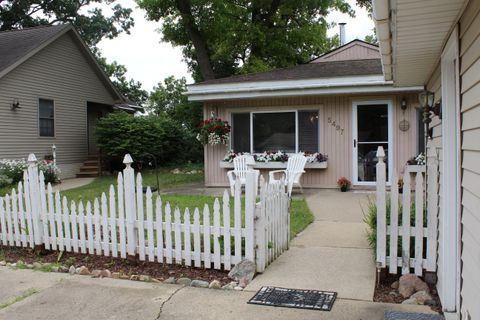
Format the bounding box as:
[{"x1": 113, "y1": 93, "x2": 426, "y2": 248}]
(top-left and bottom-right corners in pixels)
[
  {"x1": 0, "y1": 159, "x2": 61, "y2": 187},
  {"x1": 95, "y1": 112, "x2": 202, "y2": 171}
]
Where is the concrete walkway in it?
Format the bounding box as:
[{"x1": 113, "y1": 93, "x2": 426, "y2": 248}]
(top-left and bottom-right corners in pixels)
[
  {"x1": 53, "y1": 177, "x2": 95, "y2": 192},
  {"x1": 246, "y1": 189, "x2": 376, "y2": 301},
  {"x1": 0, "y1": 267, "x2": 436, "y2": 320}
]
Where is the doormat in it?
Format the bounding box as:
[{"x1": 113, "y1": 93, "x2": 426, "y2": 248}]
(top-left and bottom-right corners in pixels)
[
  {"x1": 384, "y1": 311, "x2": 444, "y2": 320},
  {"x1": 247, "y1": 286, "x2": 337, "y2": 311}
]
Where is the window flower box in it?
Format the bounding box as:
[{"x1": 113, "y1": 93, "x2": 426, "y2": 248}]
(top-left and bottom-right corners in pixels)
[{"x1": 219, "y1": 161, "x2": 328, "y2": 169}]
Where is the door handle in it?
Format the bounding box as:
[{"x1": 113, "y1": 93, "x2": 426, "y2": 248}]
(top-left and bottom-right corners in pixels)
[{"x1": 354, "y1": 139, "x2": 357, "y2": 148}]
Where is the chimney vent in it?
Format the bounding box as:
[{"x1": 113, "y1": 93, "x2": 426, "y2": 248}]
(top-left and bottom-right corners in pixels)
[{"x1": 339, "y1": 23, "x2": 346, "y2": 45}]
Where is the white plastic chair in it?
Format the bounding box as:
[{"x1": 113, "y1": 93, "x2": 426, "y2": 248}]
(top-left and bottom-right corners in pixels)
[
  {"x1": 227, "y1": 155, "x2": 259, "y2": 196},
  {"x1": 269, "y1": 154, "x2": 307, "y2": 196}
]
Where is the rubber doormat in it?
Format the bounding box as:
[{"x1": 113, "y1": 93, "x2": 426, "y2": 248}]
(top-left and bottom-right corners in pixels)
[
  {"x1": 247, "y1": 286, "x2": 337, "y2": 311},
  {"x1": 385, "y1": 311, "x2": 444, "y2": 320}
]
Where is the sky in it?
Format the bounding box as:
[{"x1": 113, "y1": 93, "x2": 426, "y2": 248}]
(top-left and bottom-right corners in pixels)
[{"x1": 96, "y1": 0, "x2": 374, "y2": 91}]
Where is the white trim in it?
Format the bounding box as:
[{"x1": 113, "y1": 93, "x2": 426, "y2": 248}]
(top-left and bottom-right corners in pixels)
[
  {"x1": 352, "y1": 100, "x2": 393, "y2": 186},
  {"x1": 440, "y1": 25, "x2": 461, "y2": 315},
  {"x1": 187, "y1": 75, "x2": 423, "y2": 101}
]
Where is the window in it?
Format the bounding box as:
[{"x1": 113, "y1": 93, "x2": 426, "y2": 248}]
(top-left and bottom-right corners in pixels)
[
  {"x1": 231, "y1": 110, "x2": 319, "y2": 153},
  {"x1": 39, "y1": 99, "x2": 54, "y2": 137}
]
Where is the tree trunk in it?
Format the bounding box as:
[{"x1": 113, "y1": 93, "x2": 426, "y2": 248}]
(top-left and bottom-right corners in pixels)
[{"x1": 175, "y1": 0, "x2": 215, "y2": 80}]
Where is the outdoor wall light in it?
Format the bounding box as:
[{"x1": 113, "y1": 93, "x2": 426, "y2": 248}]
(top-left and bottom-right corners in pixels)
[
  {"x1": 11, "y1": 98, "x2": 20, "y2": 110},
  {"x1": 418, "y1": 90, "x2": 442, "y2": 140},
  {"x1": 400, "y1": 98, "x2": 407, "y2": 110}
]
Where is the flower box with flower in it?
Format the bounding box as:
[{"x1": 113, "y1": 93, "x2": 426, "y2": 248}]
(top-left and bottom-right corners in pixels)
[
  {"x1": 196, "y1": 118, "x2": 231, "y2": 146},
  {"x1": 219, "y1": 150, "x2": 328, "y2": 169}
]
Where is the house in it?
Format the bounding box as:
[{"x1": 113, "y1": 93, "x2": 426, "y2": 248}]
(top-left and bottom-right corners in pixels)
[
  {"x1": 0, "y1": 25, "x2": 140, "y2": 179},
  {"x1": 187, "y1": 38, "x2": 424, "y2": 188},
  {"x1": 372, "y1": 0, "x2": 480, "y2": 318}
]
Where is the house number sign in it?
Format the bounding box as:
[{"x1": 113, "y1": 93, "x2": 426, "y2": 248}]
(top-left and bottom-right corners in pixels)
[{"x1": 327, "y1": 117, "x2": 345, "y2": 135}]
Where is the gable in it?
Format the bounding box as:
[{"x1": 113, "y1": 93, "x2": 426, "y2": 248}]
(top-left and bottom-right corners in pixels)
[{"x1": 312, "y1": 40, "x2": 380, "y2": 63}]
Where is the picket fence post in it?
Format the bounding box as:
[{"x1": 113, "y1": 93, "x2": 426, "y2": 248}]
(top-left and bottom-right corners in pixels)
[
  {"x1": 255, "y1": 176, "x2": 266, "y2": 273},
  {"x1": 27, "y1": 154, "x2": 43, "y2": 246},
  {"x1": 123, "y1": 154, "x2": 136, "y2": 257},
  {"x1": 375, "y1": 146, "x2": 387, "y2": 268},
  {"x1": 244, "y1": 171, "x2": 256, "y2": 263}
]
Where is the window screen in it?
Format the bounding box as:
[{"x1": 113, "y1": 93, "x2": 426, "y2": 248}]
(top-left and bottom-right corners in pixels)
[
  {"x1": 252, "y1": 112, "x2": 296, "y2": 153},
  {"x1": 232, "y1": 113, "x2": 250, "y2": 152},
  {"x1": 298, "y1": 110, "x2": 319, "y2": 152},
  {"x1": 39, "y1": 99, "x2": 54, "y2": 137}
]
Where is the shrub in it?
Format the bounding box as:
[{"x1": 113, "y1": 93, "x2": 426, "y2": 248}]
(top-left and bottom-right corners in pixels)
[
  {"x1": 95, "y1": 112, "x2": 202, "y2": 170},
  {"x1": 0, "y1": 159, "x2": 60, "y2": 187}
]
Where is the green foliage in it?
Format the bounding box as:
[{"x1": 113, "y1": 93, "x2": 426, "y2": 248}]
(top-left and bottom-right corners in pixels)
[
  {"x1": 137, "y1": 0, "x2": 355, "y2": 81},
  {"x1": 364, "y1": 34, "x2": 378, "y2": 45},
  {"x1": 94, "y1": 112, "x2": 202, "y2": 169}
]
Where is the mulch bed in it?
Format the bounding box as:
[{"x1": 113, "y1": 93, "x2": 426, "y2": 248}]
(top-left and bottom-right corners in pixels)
[
  {"x1": 0, "y1": 246, "x2": 230, "y2": 285},
  {"x1": 374, "y1": 272, "x2": 442, "y2": 314}
]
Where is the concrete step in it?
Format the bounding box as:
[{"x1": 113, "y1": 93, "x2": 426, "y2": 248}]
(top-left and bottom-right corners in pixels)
[
  {"x1": 83, "y1": 160, "x2": 99, "y2": 166},
  {"x1": 76, "y1": 172, "x2": 99, "y2": 178},
  {"x1": 87, "y1": 154, "x2": 99, "y2": 160},
  {"x1": 79, "y1": 166, "x2": 99, "y2": 172}
]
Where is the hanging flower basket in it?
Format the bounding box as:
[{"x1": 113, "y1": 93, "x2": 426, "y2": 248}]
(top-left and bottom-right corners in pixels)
[{"x1": 197, "y1": 118, "x2": 231, "y2": 146}]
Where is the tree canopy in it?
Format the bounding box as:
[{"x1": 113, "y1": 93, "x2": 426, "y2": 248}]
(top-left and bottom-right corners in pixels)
[{"x1": 137, "y1": 0, "x2": 358, "y2": 81}]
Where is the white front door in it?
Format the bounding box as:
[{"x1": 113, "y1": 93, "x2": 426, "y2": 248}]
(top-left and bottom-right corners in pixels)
[{"x1": 352, "y1": 100, "x2": 393, "y2": 185}]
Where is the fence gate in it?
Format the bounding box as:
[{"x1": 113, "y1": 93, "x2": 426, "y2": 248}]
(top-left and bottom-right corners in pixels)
[{"x1": 375, "y1": 146, "x2": 438, "y2": 276}]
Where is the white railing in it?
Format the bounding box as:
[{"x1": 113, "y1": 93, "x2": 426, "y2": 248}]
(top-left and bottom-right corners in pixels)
[
  {"x1": 376, "y1": 146, "x2": 438, "y2": 275},
  {"x1": 0, "y1": 154, "x2": 291, "y2": 272}
]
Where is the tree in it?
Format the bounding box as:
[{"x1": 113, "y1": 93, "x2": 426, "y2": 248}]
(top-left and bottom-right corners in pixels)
[
  {"x1": 0, "y1": 0, "x2": 134, "y2": 48},
  {"x1": 364, "y1": 34, "x2": 378, "y2": 45},
  {"x1": 137, "y1": 0, "x2": 355, "y2": 81},
  {"x1": 148, "y1": 76, "x2": 202, "y2": 132}
]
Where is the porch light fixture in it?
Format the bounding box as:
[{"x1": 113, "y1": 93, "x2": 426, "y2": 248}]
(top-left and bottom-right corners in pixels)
[
  {"x1": 400, "y1": 98, "x2": 407, "y2": 111},
  {"x1": 418, "y1": 90, "x2": 437, "y2": 139},
  {"x1": 11, "y1": 98, "x2": 20, "y2": 110}
]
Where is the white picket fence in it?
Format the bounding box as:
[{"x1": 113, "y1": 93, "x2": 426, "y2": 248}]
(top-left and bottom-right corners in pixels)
[
  {"x1": 376, "y1": 147, "x2": 438, "y2": 276},
  {"x1": 0, "y1": 154, "x2": 290, "y2": 272}
]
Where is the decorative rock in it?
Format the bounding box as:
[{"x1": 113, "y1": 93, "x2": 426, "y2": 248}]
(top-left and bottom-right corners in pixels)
[
  {"x1": 391, "y1": 281, "x2": 399, "y2": 289},
  {"x1": 398, "y1": 274, "x2": 429, "y2": 298},
  {"x1": 69, "y1": 265, "x2": 76, "y2": 275},
  {"x1": 410, "y1": 290, "x2": 434, "y2": 305},
  {"x1": 389, "y1": 291, "x2": 400, "y2": 297},
  {"x1": 130, "y1": 275, "x2": 140, "y2": 281},
  {"x1": 0, "y1": 261, "x2": 6, "y2": 266},
  {"x1": 111, "y1": 272, "x2": 121, "y2": 279},
  {"x1": 190, "y1": 280, "x2": 209, "y2": 288},
  {"x1": 228, "y1": 259, "x2": 256, "y2": 287},
  {"x1": 234, "y1": 286, "x2": 244, "y2": 291},
  {"x1": 120, "y1": 274, "x2": 130, "y2": 280},
  {"x1": 50, "y1": 266, "x2": 59, "y2": 272},
  {"x1": 402, "y1": 298, "x2": 417, "y2": 305},
  {"x1": 91, "y1": 270, "x2": 102, "y2": 278},
  {"x1": 26, "y1": 264, "x2": 34, "y2": 269},
  {"x1": 177, "y1": 277, "x2": 192, "y2": 285},
  {"x1": 33, "y1": 262, "x2": 42, "y2": 269},
  {"x1": 78, "y1": 266, "x2": 90, "y2": 275},
  {"x1": 100, "y1": 269, "x2": 112, "y2": 278},
  {"x1": 151, "y1": 278, "x2": 161, "y2": 283},
  {"x1": 16, "y1": 260, "x2": 24, "y2": 266},
  {"x1": 163, "y1": 277, "x2": 176, "y2": 284},
  {"x1": 222, "y1": 283, "x2": 235, "y2": 290},
  {"x1": 10, "y1": 263, "x2": 16, "y2": 268},
  {"x1": 171, "y1": 168, "x2": 181, "y2": 174},
  {"x1": 75, "y1": 267, "x2": 81, "y2": 273},
  {"x1": 58, "y1": 266, "x2": 69, "y2": 273},
  {"x1": 209, "y1": 280, "x2": 222, "y2": 289},
  {"x1": 139, "y1": 275, "x2": 151, "y2": 282}
]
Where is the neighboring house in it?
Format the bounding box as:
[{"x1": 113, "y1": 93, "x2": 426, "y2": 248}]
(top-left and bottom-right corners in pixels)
[
  {"x1": 187, "y1": 39, "x2": 424, "y2": 188},
  {"x1": 372, "y1": 0, "x2": 479, "y2": 319},
  {"x1": 0, "y1": 25, "x2": 140, "y2": 179}
]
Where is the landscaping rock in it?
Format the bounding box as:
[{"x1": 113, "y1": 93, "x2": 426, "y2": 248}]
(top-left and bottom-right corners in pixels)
[
  {"x1": 33, "y1": 262, "x2": 42, "y2": 269},
  {"x1": 402, "y1": 298, "x2": 417, "y2": 305},
  {"x1": 78, "y1": 266, "x2": 90, "y2": 275},
  {"x1": 389, "y1": 291, "x2": 400, "y2": 297},
  {"x1": 58, "y1": 265, "x2": 69, "y2": 273},
  {"x1": 151, "y1": 278, "x2": 161, "y2": 283},
  {"x1": 190, "y1": 280, "x2": 209, "y2": 288},
  {"x1": 16, "y1": 260, "x2": 24, "y2": 266},
  {"x1": 234, "y1": 286, "x2": 244, "y2": 291},
  {"x1": 111, "y1": 272, "x2": 120, "y2": 279},
  {"x1": 209, "y1": 280, "x2": 222, "y2": 289},
  {"x1": 139, "y1": 275, "x2": 151, "y2": 282},
  {"x1": 163, "y1": 277, "x2": 176, "y2": 284},
  {"x1": 228, "y1": 259, "x2": 256, "y2": 287},
  {"x1": 0, "y1": 261, "x2": 6, "y2": 266},
  {"x1": 69, "y1": 265, "x2": 76, "y2": 275},
  {"x1": 100, "y1": 269, "x2": 111, "y2": 278},
  {"x1": 398, "y1": 274, "x2": 429, "y2": 298},
  {"x1": 26, "y1": 264, "x2": 34, "y2": 269},
  {"x1": 391, "y1": 281, "x2": 399, "y2": 289},
  {"x1": 10, "y1": 263, "x2": 16, "y2": 268},
  {"x1": 410, "y1": 290, "x2": 434, "y2": 305},
  {"x1": 222, "y1": 283, "x2": 235, "y2": 290},
  {"x1": 177, "y1": 277, "x2": 192, "y2": 286},
  {"x1": 130, "y1": 275, "x2": 140, "y2": 281},
  {"x1": 171, "y1": 168, "x2": 181, "y2": 174},
  {"x1": 91, "y1": 270, "x2": 102, "y2": 278},
  {"x1": 50, "y1": 266, "x2": 59, "y2": 272},
  {"x1": 120, "y1": 274, "x2": 130, "y2": 280}
]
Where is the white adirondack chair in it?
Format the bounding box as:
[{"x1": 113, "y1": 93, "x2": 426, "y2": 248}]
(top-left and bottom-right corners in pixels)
[
  {"x1": 227, "y1": 155, "x2": 259, "y2": 196},
  {"x1": 269, "y1": 154, "x2": 307, "y2": 196}
]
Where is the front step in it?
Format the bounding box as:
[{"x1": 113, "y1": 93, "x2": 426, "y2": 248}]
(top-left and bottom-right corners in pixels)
[{"x1": 76, "y1": 155, "x2": 100, "y2": 178}]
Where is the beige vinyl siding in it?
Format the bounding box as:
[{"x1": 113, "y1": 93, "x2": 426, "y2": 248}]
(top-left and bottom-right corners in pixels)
[
  {"x1": 0, "y1": 31, "x2": 117, "y2": 177},
  {"x1": 312, "y1": 42, "x2": 380, "y2": 62},
  {"x1": 459, "y1": 0, "x2": 480, "y2": 318},
  {"x1": 204, "y1": 93, "x2": 419, "y2": 188}
]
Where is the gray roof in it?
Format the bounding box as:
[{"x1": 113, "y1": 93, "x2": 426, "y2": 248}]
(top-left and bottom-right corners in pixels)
[
  {"x1": 194, "y1": 58, "x2": 383, "y2": 86},
  {"x1": 0, "y1": 24, "x2": 69, "y2": 75}
]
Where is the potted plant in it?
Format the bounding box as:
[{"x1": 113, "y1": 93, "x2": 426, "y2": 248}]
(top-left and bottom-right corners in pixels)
[
  {"x1": 196, "y1": 117, "x2": 231, "y2": 146},
  {"x1": 337, "y1": 177, "x2": 351, "y2": 192}
]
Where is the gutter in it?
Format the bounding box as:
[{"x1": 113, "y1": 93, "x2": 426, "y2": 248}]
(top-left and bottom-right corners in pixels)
[{"x1": 372, "y1": 0, "x2": 393, "y2": 81}]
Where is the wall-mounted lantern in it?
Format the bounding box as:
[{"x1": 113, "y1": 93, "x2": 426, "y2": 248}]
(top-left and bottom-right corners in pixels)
[{"x1": 418, "y1": 90, "x2": 442, "y2": 139}]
